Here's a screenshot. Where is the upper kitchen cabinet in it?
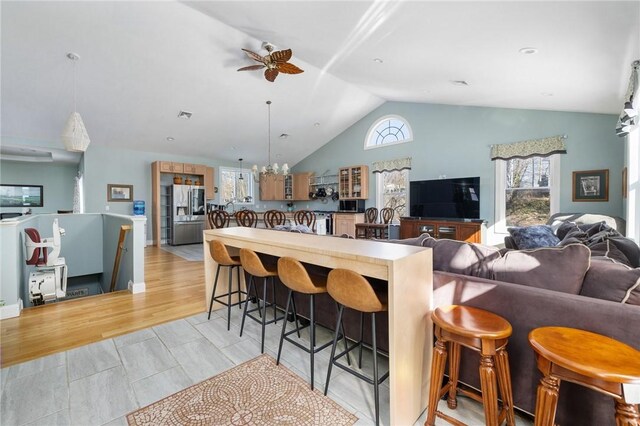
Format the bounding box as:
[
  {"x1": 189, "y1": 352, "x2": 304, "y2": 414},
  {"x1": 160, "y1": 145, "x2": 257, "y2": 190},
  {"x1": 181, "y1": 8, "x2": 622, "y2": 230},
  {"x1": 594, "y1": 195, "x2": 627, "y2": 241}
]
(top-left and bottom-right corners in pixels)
[
  {"x1": 293, "y1": 172, "x2": 314, "y2": 200},
  {"x1": 339, "y1": 165, "x2": 368, "y2": 200},
  {"x1": 259, "y1": 174, "x2": 285, "y2": 201}
]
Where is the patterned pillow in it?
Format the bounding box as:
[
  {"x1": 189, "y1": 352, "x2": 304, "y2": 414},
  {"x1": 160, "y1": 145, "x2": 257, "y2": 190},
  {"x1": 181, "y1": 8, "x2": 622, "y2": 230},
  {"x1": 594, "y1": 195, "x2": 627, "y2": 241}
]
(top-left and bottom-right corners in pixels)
[{"x1": 508, "y1": 225, "x2": 560, "y2": 249}]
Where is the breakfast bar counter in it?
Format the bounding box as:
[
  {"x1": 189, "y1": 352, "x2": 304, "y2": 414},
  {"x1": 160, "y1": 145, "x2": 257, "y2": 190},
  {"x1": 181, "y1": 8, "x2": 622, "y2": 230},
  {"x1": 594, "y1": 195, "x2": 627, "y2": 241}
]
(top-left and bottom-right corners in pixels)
[{"x1": 203, "y1": 227, "x2": 433, "y2": 425}]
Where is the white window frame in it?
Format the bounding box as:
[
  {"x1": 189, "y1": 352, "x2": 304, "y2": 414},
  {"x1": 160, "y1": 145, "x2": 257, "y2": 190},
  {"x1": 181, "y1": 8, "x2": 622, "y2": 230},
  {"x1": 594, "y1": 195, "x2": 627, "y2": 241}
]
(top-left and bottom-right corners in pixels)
[
  {"x1": 375, "y1": 169, "x2": 409, "y2": 223},
  {"x1": 494, "y1": 155, "x2": 560, "y2": 234},
  {"x1": 219, "y1": 167, "x2": 255, "y2": 206},
  {"x1": 364, "y1": 114, "x2": 413, "y2": 150}
]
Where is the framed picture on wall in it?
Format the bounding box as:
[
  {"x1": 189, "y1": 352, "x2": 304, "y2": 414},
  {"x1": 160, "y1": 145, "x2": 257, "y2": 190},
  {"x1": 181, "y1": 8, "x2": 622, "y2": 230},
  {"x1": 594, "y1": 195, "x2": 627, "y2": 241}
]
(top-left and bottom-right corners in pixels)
[
  {"x1": 572, "y1": 169, "x2": 608, "y2": 202},
  {"x1": 107, "y1": 184, "x2": 133, "y2": 202}
]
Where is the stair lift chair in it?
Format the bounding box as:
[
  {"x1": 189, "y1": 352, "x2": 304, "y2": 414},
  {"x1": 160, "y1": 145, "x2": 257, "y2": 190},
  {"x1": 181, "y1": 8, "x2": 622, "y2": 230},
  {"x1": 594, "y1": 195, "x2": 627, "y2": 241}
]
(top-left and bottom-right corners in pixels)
[{"x1": 25, "y1": 219, "x2": 68, "y2": 305}]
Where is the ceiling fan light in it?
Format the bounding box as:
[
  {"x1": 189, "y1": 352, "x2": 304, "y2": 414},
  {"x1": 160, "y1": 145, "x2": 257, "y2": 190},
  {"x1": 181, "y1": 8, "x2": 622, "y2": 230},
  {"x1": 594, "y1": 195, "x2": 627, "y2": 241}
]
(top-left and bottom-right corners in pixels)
[
  {"x1": 624, "y1": 101, "x2": 638, "y2": 117},
  {"x1": 61, "y1": 112, "x2": 91, "y2": 152}
]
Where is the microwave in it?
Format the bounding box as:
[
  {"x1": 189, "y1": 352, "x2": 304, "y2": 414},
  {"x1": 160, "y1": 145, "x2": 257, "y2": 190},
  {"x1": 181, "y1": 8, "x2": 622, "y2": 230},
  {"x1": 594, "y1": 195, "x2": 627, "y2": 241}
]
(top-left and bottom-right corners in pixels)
[{"x1": 339, "y1": 200, "x2": 365, "y2": 212}]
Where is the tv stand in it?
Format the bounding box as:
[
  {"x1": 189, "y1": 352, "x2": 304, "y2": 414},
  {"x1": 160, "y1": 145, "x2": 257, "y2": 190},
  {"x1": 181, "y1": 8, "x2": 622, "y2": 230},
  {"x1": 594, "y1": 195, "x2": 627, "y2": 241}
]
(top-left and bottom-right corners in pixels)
[{"x1": 399, "y1": 217, "x2": 485, "y2": 243}]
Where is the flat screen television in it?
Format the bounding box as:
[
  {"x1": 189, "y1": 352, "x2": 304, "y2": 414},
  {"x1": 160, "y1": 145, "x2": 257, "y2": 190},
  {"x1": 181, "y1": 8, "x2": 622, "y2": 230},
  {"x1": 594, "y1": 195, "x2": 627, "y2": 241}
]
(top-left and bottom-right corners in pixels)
[
  {"x1": 0, "y1": 184, "x2": 43, "y2": 207},
  {"x1": 409, "y1": 177, "x2": 479, "y2": 219}
]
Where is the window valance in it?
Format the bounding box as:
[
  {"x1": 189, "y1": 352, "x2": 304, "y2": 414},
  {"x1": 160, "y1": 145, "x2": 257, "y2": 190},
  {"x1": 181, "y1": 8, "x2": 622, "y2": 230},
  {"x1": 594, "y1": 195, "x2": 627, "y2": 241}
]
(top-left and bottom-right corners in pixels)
[
  {"x1": 490, "y1": 135, "x2": 567, "y2": 161},
  {"x1": 371, "y1": 157, "x2": 412, "y2": 173}
]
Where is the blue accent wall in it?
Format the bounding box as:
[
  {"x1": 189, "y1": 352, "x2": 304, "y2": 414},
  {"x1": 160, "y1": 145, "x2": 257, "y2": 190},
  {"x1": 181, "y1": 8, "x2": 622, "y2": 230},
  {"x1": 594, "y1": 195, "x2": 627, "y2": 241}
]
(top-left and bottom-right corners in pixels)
[
  {"x1": 293, "y1": 101, "x2": 623, "y2": 242},
  {"x1": 0, "y1": 160, "x2": 78, "y2": 214}
]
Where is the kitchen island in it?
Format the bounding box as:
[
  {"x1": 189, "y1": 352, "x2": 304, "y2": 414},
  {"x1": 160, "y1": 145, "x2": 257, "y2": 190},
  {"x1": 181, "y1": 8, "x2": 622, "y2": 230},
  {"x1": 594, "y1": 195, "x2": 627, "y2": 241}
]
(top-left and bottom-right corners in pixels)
[{"x1": 203, "y1": 227, "x2": 433, "y2": 425}]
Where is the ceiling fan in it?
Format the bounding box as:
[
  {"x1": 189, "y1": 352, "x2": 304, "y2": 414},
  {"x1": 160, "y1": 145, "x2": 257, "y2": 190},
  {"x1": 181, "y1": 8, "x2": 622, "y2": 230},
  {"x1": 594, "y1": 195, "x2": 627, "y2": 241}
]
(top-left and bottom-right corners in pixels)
[{"x1": 237, "y1": 42, "x2": 304, "y2": 82}]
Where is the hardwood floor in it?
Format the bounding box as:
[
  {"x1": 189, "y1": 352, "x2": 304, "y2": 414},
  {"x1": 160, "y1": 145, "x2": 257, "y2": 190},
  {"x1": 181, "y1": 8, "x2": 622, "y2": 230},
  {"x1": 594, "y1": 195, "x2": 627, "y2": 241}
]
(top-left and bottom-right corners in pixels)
[{"x1": 0, "y1": 246, "x2": 205, "y2": 368}]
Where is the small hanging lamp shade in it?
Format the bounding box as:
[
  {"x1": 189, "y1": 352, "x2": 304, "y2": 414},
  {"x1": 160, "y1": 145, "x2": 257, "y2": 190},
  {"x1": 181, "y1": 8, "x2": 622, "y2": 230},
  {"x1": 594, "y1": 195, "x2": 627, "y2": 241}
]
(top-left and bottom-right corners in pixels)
[{"x1": 62, "y1": 112, "x2": 91, "y2": 152}]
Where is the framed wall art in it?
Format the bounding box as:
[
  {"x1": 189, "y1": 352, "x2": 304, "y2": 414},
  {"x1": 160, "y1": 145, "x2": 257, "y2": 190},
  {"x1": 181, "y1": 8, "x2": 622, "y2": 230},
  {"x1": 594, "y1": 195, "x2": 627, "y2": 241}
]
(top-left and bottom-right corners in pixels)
[
  {"x1": 572, "y1": 169, "x2": 608, "y2": 202},
  {"x1": 107, "y1": 184, "x2": 133, "y2": 202}
]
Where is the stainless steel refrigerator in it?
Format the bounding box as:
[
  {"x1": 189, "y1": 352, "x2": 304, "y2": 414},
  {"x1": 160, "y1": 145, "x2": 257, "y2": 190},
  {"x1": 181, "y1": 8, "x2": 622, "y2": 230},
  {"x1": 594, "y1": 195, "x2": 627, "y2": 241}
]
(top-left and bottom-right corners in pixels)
[{"x1": 170, "y1": 185, "x2": 205, "y2": 245}]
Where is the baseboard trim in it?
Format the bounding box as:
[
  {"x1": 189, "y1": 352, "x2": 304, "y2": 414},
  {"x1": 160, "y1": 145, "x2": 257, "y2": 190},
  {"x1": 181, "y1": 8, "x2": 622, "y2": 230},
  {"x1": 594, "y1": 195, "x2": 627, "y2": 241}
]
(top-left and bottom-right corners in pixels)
[
  {"x1": 0, "y1": 299, "x2": 22, "y2": 319},
  {"x1": 128, "y1": 280, "x2": 146, "y2": 294}
]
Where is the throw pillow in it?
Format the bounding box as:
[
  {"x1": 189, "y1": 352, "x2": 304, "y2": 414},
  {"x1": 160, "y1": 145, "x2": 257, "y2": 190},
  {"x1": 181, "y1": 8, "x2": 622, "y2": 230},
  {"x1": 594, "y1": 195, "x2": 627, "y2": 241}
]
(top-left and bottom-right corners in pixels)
[
  {"x1": 422, "y1": 237, "x2": 501, "y2": 279},
  {"x1": 581, "y1": 258, "x2": 640, "y2": 306},
  {"x1": 507, "y1": 225, "x2": 560, "y2": 249},
  {"x1": 607, "y1": 236, "x2": 640, "y2": 268},
  {"x1": 491, "y1": 243, "x2": 591, "y2": 294},
  {"x1": 589, "y1": 240, "x2": 632, "y2": 267},
  {"x1": 386, "y1": 233, "x2": 431, "y2": 246}
]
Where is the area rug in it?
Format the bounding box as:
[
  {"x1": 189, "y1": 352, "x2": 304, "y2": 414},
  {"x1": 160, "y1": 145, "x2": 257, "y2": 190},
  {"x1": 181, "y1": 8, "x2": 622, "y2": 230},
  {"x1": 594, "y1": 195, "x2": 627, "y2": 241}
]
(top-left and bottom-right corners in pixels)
[{"x1": 126, "y1": 354, "x2": 357, "y2": 425}]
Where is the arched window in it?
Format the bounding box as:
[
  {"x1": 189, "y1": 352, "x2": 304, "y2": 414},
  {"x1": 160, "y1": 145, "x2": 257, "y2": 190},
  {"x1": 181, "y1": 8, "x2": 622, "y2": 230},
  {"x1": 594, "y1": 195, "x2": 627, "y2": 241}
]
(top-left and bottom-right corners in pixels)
[{"x1": 364, "y1": 115, "x2": 413, "y2": 149}]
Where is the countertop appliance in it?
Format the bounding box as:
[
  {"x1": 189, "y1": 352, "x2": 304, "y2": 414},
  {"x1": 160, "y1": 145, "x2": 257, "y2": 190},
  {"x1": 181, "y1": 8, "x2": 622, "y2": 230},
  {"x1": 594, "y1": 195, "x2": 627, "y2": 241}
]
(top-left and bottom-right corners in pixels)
[
  {"x1": 171, "y1": 185, "x2": 205, "y2": 245},
  {"x1": 338, "y1": 200, "x2": 365, "y2": 212}
]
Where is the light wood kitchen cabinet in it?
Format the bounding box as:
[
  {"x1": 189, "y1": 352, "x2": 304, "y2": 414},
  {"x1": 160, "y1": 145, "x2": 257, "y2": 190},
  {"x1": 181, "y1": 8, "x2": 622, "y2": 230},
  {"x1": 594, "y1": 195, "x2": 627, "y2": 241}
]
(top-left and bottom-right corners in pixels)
[
  {"x1": 333, "y1": 213, "x2": 365, "y2": 238},
  {"x1": 293, "y1": 172, "x2": 314, "y2": 200},
  {"x1": 259, "y1": 174, "x2": 285, "y2": 201},
  {"x1": 159, "y1": 161, "x2": 185, "y2": 173},
  {"x1": 204, "y1": 166, "x2": 215, "y2": 198},
  {"x1": 338, "y1": 165, "x2": 368, "y2": 200},
  {"x1": 183, "y1": 163, "x2": 205, "y2": 174}
]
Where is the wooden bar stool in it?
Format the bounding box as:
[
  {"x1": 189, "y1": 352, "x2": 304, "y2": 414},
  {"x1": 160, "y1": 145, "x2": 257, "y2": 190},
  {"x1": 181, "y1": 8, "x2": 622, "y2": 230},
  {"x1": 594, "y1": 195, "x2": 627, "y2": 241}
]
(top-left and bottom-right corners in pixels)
[
  {"x1": 276, "y1": 257, "x2": 349, "y2": 389},
  {"x1": 239, "y1": 248, "x2": 285, "y2": 353},
  {"x1": 529, "y1": 327, "x2": 640, "y2": 426},
  {"x1": 235, "y1": 210, "x2": 258, "y2": 227},
  {"x1": 355, "y1": 207, "x2": 378, "y2": 239},
  {"x1": 426, "y1": 305, "x2": 515, "y2": 426},
  {"x1": 207, "y1": 240, "x2": 246, "y2": 330},
  {"x1": 325, "y1": 268, "x2": 389, "y2": 426}
]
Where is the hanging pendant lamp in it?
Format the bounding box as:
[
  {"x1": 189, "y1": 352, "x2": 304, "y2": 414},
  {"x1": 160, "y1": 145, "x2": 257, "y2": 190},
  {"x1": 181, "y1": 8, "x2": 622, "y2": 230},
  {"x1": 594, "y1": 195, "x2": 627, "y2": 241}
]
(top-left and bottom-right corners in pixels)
[
  {"x1": 62, "y1": 52, "x2": 91, "y2": 152},
  {"x1": 252, "y1": 100, "x2": 288, "y2": 181}
]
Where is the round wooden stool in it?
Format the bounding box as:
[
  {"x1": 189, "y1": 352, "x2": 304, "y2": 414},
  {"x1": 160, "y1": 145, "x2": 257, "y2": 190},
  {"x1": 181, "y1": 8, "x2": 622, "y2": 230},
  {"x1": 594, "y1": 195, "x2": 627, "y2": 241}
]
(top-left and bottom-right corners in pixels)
[
  {"x1": 239, "y1": 248, "x2": 284, "y2": 353},
  {"x1": 207, "y1": 240, "x2": 245, "y2": 330},
  {"x1": 325, "y1": 268, "x2": 389, "y2": 426},
  {"x1": 425, "y1": 305, "x2": 515, "y2": 426},
  {"x1": 529, "y1": 327, "x2": 640, "y2": 426}
]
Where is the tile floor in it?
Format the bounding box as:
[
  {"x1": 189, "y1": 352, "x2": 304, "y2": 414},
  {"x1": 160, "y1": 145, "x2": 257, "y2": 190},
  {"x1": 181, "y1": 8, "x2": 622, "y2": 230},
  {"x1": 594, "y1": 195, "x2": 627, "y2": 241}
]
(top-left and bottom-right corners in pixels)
[{"x1": 1, "y1": 305, "x2": 534, "y2": 425}]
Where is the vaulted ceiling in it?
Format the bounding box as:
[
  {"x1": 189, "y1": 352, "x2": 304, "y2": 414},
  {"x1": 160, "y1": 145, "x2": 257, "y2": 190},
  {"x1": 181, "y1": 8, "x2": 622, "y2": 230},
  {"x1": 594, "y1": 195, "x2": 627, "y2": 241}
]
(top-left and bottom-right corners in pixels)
[{"x1": 1, "y1": 1, "x2": 638, "y2": 166}]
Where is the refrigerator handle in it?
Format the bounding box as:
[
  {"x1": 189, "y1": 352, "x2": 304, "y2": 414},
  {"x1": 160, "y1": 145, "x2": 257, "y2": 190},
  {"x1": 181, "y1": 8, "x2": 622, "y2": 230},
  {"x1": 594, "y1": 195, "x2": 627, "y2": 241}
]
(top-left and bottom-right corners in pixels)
[{"x1": 188, "y1": 189, "x2": 192, "y2": 216}]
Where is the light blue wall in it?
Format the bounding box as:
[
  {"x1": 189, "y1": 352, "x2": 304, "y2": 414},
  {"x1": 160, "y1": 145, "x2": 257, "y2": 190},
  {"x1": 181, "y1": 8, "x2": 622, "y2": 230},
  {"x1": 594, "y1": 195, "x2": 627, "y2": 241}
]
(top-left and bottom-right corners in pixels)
[
  {"x1": 0, "y1": 160, "x2": 78, "y2": 214},
  {"x1": 293, "y1": 101, "x2": 624, "y2": 240},
  {"x1": 83, "y1": 145, "x2": 227, "y2": 239}
]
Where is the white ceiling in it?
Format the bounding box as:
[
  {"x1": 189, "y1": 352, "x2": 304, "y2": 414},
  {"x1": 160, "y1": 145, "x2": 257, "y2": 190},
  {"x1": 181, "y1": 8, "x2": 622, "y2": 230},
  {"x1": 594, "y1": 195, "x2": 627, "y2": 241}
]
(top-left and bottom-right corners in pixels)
[{"x1": 2, "y1": 1, "x2": 638, "y2": 166}]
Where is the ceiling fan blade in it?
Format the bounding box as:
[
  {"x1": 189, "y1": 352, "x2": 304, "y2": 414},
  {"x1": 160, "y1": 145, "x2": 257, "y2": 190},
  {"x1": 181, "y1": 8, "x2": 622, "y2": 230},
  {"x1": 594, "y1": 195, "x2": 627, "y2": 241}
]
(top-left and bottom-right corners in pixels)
[
  {"x1": 241, "y1": 48, "x2": 265, "y2": 63},
  {"x1": 264, "y1": 68, "x2": 279, "y2": 82},
  {"x1": 237, "y1": 65, "x2": 266, "y2": 72},
  {"x1": 277, "y1": 62, "x2": 304, "y2": 75},
  {"x1": 270, "y1": 49, "x2": 292, "y2": 64}
]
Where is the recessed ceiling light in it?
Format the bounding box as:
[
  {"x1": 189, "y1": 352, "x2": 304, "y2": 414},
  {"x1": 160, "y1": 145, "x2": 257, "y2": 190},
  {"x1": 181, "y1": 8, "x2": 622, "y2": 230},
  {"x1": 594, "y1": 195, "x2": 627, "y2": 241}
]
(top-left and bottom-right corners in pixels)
[
  {"x1": 541, "y1": 92, "x2": 554, "y2": 97},
  {"x1": 373, "y1": 58, "x2": 383, "y2": 63},
  {"x1": 519, "y1": 47, "x2": 538, "y2": 55},
  {"x1": 314, "y1": 122, "x2": 320, "y2": 127},
  {"x1": 166, "y1": 137, "x2": 174, "y2": 141},
  {"x1": 177, "y1": 110, "x2": 193, "y2": 120},
  {"x1": 450, "y1": 80, "x2": 469, "y2": 87},
  {"x1": 276, "y1": 154, "x2": 282, "y2": 158},
  {"x1": 279, "y1": 133, "x2": 289, "y2": 139}
]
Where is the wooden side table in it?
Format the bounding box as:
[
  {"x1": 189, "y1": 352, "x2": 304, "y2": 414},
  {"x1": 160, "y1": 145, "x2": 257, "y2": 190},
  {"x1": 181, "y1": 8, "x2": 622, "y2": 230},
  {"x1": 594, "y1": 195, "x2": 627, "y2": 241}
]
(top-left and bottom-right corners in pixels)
[{"x1": 529, "y1": 327, "x2": 640, "y2": 426}]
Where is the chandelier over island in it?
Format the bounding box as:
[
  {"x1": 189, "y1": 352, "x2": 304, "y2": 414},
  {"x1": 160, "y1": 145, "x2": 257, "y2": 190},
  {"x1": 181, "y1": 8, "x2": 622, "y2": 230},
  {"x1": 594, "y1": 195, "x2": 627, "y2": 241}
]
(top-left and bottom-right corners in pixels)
[{"x1": 252, "y1": 100, "x2": 288, "y2": 182}]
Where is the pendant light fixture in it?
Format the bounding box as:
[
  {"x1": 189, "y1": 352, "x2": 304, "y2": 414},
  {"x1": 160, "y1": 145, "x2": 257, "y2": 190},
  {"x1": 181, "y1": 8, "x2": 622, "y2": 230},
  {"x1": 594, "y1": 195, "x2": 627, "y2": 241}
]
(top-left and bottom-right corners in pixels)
[
  {"x1": 252, "y1": 100, "x2": 288, "y2": 181},
  {"x1": 61, "y1": 52, "x2": 91, "y2": 152},
  {"x1": 238, "y1": 158, "x2": 244, "y2": 180}
]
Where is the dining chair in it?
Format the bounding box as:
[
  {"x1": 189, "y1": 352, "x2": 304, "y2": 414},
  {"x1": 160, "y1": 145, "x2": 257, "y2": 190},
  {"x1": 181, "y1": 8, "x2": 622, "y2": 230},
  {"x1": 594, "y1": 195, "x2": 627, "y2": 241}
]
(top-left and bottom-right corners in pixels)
[
  {"x1": 264, "y1": 210, "x2": 287, "y2": 228},
  {"x1": 208, "y1": 210, "x2": 230, "y2": 229}
]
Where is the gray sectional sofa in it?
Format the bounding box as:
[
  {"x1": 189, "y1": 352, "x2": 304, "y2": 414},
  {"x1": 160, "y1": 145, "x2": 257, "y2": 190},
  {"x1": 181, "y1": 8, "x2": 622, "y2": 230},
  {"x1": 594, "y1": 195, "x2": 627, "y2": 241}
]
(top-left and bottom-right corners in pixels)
[{"x1": 414, "y1": 231, "x2": 640, "y2": 426}]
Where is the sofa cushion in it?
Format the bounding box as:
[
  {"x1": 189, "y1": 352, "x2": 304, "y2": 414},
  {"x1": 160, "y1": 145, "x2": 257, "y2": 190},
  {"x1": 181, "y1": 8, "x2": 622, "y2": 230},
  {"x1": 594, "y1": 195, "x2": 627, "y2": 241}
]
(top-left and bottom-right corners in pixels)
[
  {"x1": 581, "y1": 258, "x2": 640, "y2": 306},
  {"x1": 422, "y1": 237, "x2": 501, "y2": 279},
  {"x1": 491, "y1": 243, "x2": 591, "y2": 294},
  {"x1": 507, "y1": 225, "x2": 560, "y2": 249}
]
